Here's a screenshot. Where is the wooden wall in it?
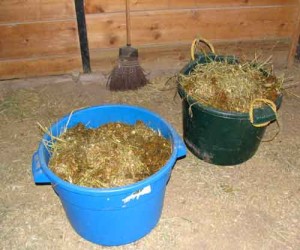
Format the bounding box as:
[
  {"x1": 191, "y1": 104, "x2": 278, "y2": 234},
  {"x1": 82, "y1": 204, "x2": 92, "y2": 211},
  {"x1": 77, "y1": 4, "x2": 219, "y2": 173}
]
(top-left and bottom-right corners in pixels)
[
  {"x1": 0, "y1": 0, "x2": 82, "y2": 80},
  {"x1": 0, "y1": 0, "x2": 299, "y2": 80},
  {"x1": 85, "y1": 0, "x2": 300, "y2": 72}
]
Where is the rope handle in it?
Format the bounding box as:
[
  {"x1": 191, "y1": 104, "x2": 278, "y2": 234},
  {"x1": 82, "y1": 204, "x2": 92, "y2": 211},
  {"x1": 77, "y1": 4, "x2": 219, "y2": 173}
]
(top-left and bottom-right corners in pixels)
[
  {"x1": 249, "y1": 98, "x2": 277, "y2": 127},
  {"x1": 191, "y1": 38, "x2": 215, "y2": 61}
]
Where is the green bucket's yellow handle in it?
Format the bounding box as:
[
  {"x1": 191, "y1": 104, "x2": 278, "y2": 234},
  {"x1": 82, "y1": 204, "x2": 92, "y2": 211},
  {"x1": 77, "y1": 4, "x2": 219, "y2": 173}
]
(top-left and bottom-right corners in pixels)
[
  {"x1": 191, "y1": 38, "x2": 215, "y2": 61},
  {"x1": 249, "y1": 98, "x2": 278, "y2": 127}
]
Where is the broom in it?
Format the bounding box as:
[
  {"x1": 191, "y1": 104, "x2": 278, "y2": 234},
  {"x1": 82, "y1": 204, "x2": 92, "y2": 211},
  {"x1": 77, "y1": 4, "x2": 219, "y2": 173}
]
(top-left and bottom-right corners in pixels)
[{"x1": 107, "y1": 0, "x2": 148, "y2": 91}]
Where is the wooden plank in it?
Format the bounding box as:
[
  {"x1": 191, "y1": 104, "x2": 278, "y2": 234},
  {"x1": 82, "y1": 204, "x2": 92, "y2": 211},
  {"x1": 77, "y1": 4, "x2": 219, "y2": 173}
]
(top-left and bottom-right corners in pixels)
[
  {"x1": 90, "y1": 38, "x2": 291, "y2": 73},
  {"x1": 0, "y1": 21, "x2": 80, "y2": 59},
  {"x1": 0, "y1": 55, "x2": 82, "y2": 80},
  {"x1": 0, "y1": 0, "x2": 76, "y2": 23},
  {"x1": 85, "y1": 0, "x2": 299, "y2": 14},
  {"x1": 288, "y1": 2, "x2": 300, "y2": 66},
  {"x1": 86, "y1": 6, "x2": 298, "y2": 49},
  {"x1": 168, "y1": 0, "x2": 299, "y2": 9},
  {"x1": 85, "y1": 0, "x2": 166, "y2": 14}
]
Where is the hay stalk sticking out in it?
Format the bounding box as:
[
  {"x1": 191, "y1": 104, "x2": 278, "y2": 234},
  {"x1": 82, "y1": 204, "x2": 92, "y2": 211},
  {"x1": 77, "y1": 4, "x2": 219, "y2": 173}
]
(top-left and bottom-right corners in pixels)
[
  {"x1": 179, "y1": 59, "x2": 283, "y2": 112},
  {"x1": 47, "y1": 121, "x2": 172, "y2": 188}
]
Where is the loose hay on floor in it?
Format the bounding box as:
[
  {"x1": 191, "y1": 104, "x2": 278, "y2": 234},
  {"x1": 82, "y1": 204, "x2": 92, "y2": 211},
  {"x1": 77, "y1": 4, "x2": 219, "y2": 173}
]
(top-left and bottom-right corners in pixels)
[
  {"x1": 1, "y1": 66, "x2": 300, "y2": 249},
  {"x1": 0, "y1": 89, "x2": 42, "y2": 119},
  {"x1": 48, "y1": 121, "x2": 172, "y2": 188},
  {"x1": 179, "y1": 59, "x2": 283, "y2": 112}
]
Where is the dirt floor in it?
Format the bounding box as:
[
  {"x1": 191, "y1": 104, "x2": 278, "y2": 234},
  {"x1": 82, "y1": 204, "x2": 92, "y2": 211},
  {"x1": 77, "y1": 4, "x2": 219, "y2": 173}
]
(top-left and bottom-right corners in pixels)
[{"x1": 0, "y1": 62, "x2": 300, "y2": 250}]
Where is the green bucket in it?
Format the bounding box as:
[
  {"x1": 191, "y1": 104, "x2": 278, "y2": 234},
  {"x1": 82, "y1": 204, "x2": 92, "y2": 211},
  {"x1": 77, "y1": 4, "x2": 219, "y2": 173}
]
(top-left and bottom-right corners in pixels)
[{"x1": 178, "y1": 54, "x2": 282, "y2": 166}]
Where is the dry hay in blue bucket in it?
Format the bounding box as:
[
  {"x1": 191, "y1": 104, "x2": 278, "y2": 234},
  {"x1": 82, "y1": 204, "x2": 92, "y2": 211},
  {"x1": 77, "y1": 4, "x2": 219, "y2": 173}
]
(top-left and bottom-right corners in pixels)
[
  {"x1": 44, "y1": 121, "x2": 171, "y2": 188},
  {"x1": 179, "y1": 57, "x2": 283, "y2": 113}
]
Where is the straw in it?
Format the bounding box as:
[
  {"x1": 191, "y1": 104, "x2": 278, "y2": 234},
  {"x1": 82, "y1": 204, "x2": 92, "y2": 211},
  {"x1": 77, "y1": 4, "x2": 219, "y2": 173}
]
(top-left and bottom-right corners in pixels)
[{"x1": 179, "y1": 58, "x2": 282, "y2": 113}]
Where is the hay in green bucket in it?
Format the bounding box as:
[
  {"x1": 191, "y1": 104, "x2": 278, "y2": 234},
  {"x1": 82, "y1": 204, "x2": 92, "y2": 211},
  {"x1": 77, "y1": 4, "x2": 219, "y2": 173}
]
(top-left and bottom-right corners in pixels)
[
  {"x1": 46, "y1": 121, "x2": 172, "y2": 188},
  {"x1": 179, "y1": 58, "x2": 283, "y2": 113}
]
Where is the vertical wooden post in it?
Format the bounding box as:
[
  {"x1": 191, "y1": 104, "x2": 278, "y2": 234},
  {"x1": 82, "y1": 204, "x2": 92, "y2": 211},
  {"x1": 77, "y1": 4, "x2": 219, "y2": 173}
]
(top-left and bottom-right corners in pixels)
[
  {"x1": 287, "y1": 0, "x2": 300, "y2": 67},
  {"x1": 75, "y1": 0, "x2": 91, "y2": 73}
]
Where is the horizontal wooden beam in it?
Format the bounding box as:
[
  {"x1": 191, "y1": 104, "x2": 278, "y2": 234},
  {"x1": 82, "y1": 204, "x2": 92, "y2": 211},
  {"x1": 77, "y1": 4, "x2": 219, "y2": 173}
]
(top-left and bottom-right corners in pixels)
[
  {"x1": 0, "y1": 21, "x2": 80, "y2": 60},
  {"x1": 0, "y1": 55, "x2": 82, "y2": 80},
  {"x1": 85, "y1": 0, "x2": 299, "y2": 14},
  {"x1": 86, "y1": 6, "x2": 298, "y2": 49},
  {"x1": 0, "y1": 0, "x2": 76, "y2": 23},
  {"x1": 90, "y1": 38, "x2": 291, "y2": 73}
]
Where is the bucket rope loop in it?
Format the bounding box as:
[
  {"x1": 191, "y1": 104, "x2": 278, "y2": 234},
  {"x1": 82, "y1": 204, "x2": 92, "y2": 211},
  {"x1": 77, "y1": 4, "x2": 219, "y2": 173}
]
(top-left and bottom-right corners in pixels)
[
  {"x1": 249, "y1": 98, "x2": 277, "y2": 127},
  {"x1": 191, "y1": 38, "x2": 215, "y2": 61},
  {"x1": 188, "y1": 102, "x2": 198, "y2": 118}
]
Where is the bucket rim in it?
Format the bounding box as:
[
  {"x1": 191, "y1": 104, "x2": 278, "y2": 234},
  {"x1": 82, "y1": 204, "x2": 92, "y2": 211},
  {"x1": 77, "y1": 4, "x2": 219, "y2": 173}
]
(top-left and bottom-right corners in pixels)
[{"x1": 37, "y1": 104, "x2": 181, "y2": 195}]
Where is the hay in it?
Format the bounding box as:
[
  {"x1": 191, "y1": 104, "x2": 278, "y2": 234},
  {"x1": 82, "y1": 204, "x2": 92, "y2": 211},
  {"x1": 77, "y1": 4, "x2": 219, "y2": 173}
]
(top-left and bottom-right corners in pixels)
[
  {"x1": 47, "y1": 121, "x2": 172, "y2": 188},
  {"x1": 0, "y1": 89, "x2": 41, "y2": 119},
  {"x1": 2, "y1": 70, "x2": 300, "y2": 249},
  {"x1": 179, "y1": 59, "x2": 283, "y2": 112}
]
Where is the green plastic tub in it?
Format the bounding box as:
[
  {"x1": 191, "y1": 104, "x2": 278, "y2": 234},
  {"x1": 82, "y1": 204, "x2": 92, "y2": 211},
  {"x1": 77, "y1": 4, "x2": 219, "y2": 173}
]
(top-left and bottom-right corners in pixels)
[{"x1": 178, "y1": 54, "x2": 282, "y2": 166}]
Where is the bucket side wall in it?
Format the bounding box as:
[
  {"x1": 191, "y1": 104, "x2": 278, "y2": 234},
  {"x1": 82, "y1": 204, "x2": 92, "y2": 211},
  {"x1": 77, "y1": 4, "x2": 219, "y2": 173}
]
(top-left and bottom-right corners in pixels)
[
  {"x1": 61, "y1": 187, "x2": 166, "y2": 246},
  {"x1": 182, "y1": 100, "x2": 266, "y2": 165},
  {"x1": 53, "y1": 169, "x2": 172, "y2": 210}
]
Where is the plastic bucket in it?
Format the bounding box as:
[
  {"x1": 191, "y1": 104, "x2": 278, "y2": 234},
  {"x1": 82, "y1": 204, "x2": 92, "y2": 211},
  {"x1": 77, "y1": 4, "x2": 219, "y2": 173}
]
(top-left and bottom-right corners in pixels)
[
  {"x1": 178, "y1": 54, "x2": 282, "y2": 166},
  {"x1": 32, "y1": 104, "x2": 186, "y2": 246}
]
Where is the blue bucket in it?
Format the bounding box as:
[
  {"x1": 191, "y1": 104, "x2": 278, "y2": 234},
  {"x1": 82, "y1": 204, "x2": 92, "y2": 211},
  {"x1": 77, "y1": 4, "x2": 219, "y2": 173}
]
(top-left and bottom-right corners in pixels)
[{"x1": 32, "y1": 104, "x2": 186, "y2": 246}]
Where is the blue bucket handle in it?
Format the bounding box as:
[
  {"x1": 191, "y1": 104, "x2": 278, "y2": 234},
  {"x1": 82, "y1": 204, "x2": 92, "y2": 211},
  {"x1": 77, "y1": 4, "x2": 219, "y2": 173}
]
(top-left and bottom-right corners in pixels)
[
  {"x1": 173, "y1": 132, "x2": 187, "y2": 158},
  {"x1": 32, "y1": 151, "x2": 51, "y2": 184}
]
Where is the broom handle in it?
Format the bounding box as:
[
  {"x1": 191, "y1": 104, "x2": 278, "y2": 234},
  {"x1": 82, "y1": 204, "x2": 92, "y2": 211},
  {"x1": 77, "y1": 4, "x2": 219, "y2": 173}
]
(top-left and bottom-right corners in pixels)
[{"x1": 125, "y1": 0, "x2": 132, "y2": 46}]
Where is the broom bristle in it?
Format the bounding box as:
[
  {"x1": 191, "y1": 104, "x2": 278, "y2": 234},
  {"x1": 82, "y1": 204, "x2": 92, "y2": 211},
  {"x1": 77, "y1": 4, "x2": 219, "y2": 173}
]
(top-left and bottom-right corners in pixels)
[{"x1": 107, "y1": 59, "x2": 148, "y2": 91}]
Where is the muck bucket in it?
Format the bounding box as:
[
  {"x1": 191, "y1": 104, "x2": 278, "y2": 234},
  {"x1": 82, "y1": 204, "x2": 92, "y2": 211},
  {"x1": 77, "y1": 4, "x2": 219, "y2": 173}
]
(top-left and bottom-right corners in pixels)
[
  {"x1": 32, "y1": 104, "x2": 186, "y2": 246},
  {"x1": 178, "y1": 39, "x2": 282, "y2": 166}
]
